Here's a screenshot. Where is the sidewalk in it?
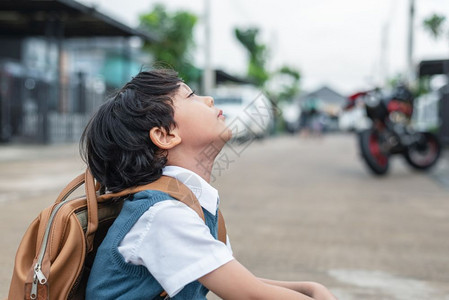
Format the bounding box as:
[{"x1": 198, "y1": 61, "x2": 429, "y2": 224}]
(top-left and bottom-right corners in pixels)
[
  {"x1": 0, "y1": 143, "x2": 86, "y2": 203},
  {"x1": 0, "y1": 143, "x2": 80, "y2": 162}
]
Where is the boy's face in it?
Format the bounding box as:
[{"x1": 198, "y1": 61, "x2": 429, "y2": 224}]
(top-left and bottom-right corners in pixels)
[{"x1": 172, "y1": 83, "x2": 232, "y2": 149}]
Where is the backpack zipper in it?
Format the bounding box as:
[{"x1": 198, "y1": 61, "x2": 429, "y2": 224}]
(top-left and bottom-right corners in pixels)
[{"x1": 30, "y1": 184, "x2": 83, "y2": 299}]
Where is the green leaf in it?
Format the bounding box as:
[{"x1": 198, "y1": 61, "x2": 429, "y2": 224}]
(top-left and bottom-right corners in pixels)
[{"x1": 423, "y1": 14, "x2": 447, "y2": 40}]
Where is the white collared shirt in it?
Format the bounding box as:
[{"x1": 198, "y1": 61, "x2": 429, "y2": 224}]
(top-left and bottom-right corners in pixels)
[{"x1": 118, "y1": 166, "x2": 234, "y2": 297}]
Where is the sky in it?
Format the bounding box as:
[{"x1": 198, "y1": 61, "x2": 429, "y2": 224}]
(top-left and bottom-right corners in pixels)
[{"x1": 79, "y1": 0, "x2": 449, "y2": 95}]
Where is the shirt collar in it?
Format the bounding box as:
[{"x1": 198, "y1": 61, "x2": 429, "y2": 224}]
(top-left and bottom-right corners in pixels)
[{"x1": 162, "y1": 166, "x2": 219, "y2": 216}]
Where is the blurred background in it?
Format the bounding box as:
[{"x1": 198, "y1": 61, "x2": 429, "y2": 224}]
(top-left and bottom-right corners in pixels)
[{"x1": 0, "y1": 0, "x2": 448, "y2": 299}]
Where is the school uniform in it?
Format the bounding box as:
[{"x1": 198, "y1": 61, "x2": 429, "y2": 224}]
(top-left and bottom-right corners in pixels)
[{"x1": 86, "y1": 166, "x2": 234, "y2": 299}]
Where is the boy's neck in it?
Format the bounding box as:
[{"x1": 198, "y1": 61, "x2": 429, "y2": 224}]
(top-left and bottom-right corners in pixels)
[
  {"x1": 166, "y1": 146, "x2": 219, "y2": 183},
  {"x1": 168, "y1": 160, "x2": 214, "y2": 183}
]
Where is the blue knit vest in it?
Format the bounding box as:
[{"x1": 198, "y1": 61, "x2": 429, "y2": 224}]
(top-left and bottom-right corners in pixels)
[{"x1": 85, "y1": 190, "x2": 219, "y2": 300}]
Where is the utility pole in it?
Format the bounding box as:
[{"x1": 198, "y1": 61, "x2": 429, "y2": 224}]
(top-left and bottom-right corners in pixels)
[
  {"x1": 380, "y1": 22, "x2": 389, "y2": 86},
  {"x1": 202, "y1": 0, "x2": 214, "y2": 95},
  {"x1": 407, "y1": 0, "x2": 415, "y2": 84}
]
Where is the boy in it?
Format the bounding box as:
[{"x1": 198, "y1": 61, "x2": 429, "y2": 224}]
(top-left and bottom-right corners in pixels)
[{"x1": 82, "y1": 69, "x2": 336, "y2": 299}]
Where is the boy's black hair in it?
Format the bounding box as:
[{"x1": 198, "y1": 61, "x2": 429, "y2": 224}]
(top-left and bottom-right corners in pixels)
[{"x1": 80, "y1": 69, "x2": 182, "y2": 192}]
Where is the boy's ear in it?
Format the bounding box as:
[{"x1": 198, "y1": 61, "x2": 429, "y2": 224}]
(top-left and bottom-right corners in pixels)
[{"x1": 149, "y1": 126, "x2": 181, "y2": 150}]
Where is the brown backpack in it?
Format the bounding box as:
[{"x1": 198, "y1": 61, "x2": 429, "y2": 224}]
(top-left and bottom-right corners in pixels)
[{"x1": 8, "y1": 169, "x2": 227, "y2": 300}]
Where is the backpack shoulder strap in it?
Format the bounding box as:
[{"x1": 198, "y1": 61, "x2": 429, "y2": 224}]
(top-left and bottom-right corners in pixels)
[
  {"x1": 98, "y1": 175, "x2": 205, "y2": 222},
  {"x1": 217, "y1": 210, "x2": 227, "y2": 244},
  {"x1": 99, "y1": 175, "x2": 227, "y2": 244}
]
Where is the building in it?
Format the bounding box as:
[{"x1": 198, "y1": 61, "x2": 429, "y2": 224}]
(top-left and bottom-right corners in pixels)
[
  {"x1": 298, "y1": 86, "x2": 346, "y2": 132},
  {"x1": 0, "y1": 0, "x2": 156, "y2": 143}
]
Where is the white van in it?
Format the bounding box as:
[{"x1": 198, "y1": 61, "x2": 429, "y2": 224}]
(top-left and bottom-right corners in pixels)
[{"x1": 212, "y1": 85, "x2": 274, "y2": 141}]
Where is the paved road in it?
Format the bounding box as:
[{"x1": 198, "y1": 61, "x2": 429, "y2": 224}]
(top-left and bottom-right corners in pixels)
[{"x1": 1, "y1": 134, "x2": 448, "y2": 299}]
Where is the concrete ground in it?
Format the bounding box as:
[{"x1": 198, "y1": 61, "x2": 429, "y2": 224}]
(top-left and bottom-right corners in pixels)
[{"x1": 1, "y1": 134, "x2": 448, "y2": 299}]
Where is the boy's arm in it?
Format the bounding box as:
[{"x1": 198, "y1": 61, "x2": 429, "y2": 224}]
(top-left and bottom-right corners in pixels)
[
  {"x1": 199, "y1": 260, "x2": 330, "y2": 300},
  {"x1": 258, "y1": 278, "x2": 337, "y2": 300}
]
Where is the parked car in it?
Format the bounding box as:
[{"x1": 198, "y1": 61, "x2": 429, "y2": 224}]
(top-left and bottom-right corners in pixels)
[{"x1": 212, "y1": 85, "x2": 274, "y2": 141}]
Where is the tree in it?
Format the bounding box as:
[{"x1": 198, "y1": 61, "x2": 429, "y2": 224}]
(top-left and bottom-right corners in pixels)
[
  {"x1": 274, "y1": 66, "x2": 301, "y2": 102},
  {"x1": 234, "y1": 27, "x2": 269, "y2": 87},
  {"x1": 423, "y1": 13, "x2": 447, "y2": 40},
  {"x1": 264, "y1": 65, "x2": 301, "y2": 104},
  {"x1": 139, "y1": 4, "x2": 200, "y2": 84}
]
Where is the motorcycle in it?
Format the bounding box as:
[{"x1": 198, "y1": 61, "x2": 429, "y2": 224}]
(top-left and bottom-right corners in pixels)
[{"x1": 344, "y1": 85, "x2": 441, "y2": 175}]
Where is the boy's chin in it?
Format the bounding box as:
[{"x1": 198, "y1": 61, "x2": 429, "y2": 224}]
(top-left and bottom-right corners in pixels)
[{"x1": 219, "y1": 128, "x2": 233, "y2": 143}]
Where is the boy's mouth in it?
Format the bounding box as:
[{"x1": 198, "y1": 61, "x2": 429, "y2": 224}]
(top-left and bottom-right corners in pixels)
[{"x1": 218, "y1": 110, "x2": 224, "y2": 118}]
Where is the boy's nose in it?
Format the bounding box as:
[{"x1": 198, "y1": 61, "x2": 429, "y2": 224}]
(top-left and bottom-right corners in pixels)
[{"x1": 204, "y1": 96, "x2": 214, "y2": 107}]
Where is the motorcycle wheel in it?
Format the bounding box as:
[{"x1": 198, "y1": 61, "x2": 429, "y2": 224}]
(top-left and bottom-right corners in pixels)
[
  {"x1": 404, "y1": 132, "x2": 441, "y2": 170},
  {"x1": 359, "y1": 129, "x2": 389, "y2": 175}
]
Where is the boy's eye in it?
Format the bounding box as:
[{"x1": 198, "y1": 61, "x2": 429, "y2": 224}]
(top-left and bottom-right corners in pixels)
[{"x1": 188, "y1": 91, "x2": 196, "y2": 98}]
